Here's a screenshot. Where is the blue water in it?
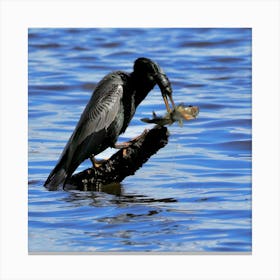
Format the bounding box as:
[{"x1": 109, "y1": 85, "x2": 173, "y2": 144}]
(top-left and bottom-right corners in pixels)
[{"x1": 28, "y1": 28, "x2": 252, "y2": 252}]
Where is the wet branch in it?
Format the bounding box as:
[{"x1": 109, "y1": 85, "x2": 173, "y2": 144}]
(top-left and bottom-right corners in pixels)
[{"x1": 65, "y1": 126, "x2": 169, "y2": 191}]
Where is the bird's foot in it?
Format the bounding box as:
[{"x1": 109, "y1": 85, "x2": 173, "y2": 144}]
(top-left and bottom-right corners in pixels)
[
  {"x1": 90, "y1": 155, "x2": 107, "y2": 168},
  {"x1": 114, "y1": 129, "x2": 149, "y2": 149}
]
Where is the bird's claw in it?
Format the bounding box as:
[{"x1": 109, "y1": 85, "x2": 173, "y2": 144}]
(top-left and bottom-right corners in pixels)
[
  {"x1": 114, "y1": 129, "x2": 149, "y2": 149},
  {"x1": 90, "y1": 155, "x2": 107, "y2": 168}
]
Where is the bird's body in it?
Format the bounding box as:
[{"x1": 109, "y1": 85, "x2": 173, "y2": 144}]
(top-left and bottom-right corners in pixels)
[{"x1": 44, "y1": 58, "x2": 174, "y2": 190}]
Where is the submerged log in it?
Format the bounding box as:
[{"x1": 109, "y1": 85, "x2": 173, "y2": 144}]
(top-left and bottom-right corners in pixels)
[{"x1": 65, "y1": 126, "x2": 169, "y2": 191}]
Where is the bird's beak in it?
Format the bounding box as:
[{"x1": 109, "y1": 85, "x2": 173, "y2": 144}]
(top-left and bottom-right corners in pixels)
[
  {"x1": 162, "y1": 91, "x2": 176, "y2": 113},
  {"x1": 154, "y1": 72, "x2": 176, "y2": 113}
]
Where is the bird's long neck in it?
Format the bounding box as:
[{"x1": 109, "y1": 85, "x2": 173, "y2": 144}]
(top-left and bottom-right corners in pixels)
[{"x1": 130, "y1": 72, "x2": 156, "y2": 107}]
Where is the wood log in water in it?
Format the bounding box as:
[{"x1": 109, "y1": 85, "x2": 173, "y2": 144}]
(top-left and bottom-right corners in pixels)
[{"x1": 64, "y1": 125, "x2": 169, "y2": 191}]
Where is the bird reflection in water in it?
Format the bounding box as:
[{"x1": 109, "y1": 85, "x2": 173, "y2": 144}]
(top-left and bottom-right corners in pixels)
[{"x1": 63, "y1": 183, "x2": 177, "y2": 207}]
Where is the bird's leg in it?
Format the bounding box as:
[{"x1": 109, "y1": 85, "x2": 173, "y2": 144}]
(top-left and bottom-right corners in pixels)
[
  {"x1": 113, "y1": 142, "x2": 130, "y2": 149},
  {"x1": 114, "y1": 129, "x2": 149, "y2": 149},
  {"x1": 89, "y1": 155, "x2": 95, "y2": 165}
]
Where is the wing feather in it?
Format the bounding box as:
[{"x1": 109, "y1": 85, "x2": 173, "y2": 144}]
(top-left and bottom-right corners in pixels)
[
  {"x1": 45, "y1": 72, "x2": 126, "y2": 188},
  {"x1": 71, "y1": 84, "x2": 123, "y2": 148},
  {"x1": 61, "y1": 73, "x2": 124, "y2": 165}
]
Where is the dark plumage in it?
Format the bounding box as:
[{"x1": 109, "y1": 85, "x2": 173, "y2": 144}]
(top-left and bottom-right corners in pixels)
[{"x1": 44, "y1": 57, "x2": 175, "y2": 190}]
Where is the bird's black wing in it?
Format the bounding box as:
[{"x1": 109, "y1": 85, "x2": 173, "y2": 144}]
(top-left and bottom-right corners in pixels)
[
  {"x1": 45, "y1": 73, "x2": 125, "y2": 189},
  {"x1": 67, "y1": 81, "x2": 124, "y2": 151}
]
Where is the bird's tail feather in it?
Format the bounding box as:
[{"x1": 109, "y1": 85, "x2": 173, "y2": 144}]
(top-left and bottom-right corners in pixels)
[{"x1": 44, "y1": 162, "x2": 68, "y2": 191}]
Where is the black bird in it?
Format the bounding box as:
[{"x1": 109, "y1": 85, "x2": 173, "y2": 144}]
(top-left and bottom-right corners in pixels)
[{"x1": 44, "y1": 57, "x2": 175, "y2": 190}]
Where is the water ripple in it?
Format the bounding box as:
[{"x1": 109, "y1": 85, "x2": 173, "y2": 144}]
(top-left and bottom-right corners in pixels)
[{"x1": 28, "y1": 28, "x2": 252, "y2": 253}]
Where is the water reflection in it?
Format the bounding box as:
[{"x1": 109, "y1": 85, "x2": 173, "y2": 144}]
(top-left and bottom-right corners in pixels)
[{"x1": 63, "y1": 184, "x2": 177, "y2": 207}]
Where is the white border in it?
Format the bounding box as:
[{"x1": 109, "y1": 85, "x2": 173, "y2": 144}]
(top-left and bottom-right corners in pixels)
[{"x1": 1, "y1": 0, "x2": 279, "y2": 279}]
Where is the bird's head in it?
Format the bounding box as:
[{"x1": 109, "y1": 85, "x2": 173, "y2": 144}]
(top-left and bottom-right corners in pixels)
[{"x1": 133, "y1": 57, "x2": 175, "y2": 112}]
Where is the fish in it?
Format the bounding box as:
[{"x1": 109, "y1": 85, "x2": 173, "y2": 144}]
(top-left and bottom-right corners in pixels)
[{"x1": 141, "y1": 104, "x2": 199, "y2": 126}]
